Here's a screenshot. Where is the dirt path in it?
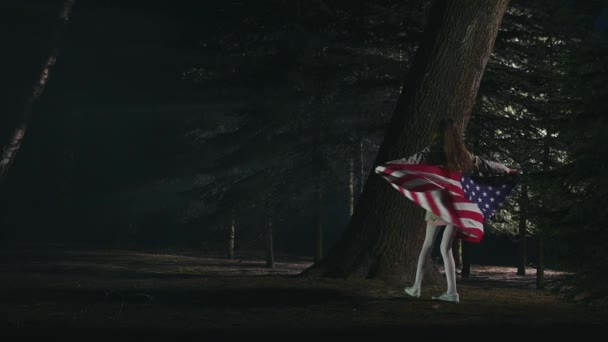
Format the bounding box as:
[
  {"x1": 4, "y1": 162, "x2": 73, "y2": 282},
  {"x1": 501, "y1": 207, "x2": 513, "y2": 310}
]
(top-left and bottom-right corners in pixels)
[{"x1": 1, "y1": 247, "x2": 606, "y2": 338}]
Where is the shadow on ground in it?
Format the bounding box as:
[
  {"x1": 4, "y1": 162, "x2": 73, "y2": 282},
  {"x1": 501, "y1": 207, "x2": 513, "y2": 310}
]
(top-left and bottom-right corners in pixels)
[{"x1": 1, "y1": 246, "x2": 607, "y2": 338}]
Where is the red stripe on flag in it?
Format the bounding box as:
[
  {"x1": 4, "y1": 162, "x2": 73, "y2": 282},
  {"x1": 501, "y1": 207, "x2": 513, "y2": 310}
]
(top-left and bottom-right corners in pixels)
[
  {"x1": 409, "y1": 183, "x2": 443, "y2": 193},
  {"x1": 409, "y1": 191, "x2": 421, "y2": 206}
]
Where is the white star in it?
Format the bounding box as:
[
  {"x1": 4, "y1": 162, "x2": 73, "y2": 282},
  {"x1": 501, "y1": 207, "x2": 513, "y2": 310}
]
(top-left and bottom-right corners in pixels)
[
  {"x1": 496, "y1": 190, "x2": 501, "y2": 195},
  {"x1": 472, "y1": 191, "x2": 476, "y2": 196},
  {"x1": 502, "y1": 184, "x2": 507, "y2": 188},
  {"x1": 476, "y1": 186, "x2": 480, "y2": 191},
  {"x1": 466, "y1": 185, "x2": 470, "y2": 189},
  {"x1": 477, "y1": 198, "x2": 482, "y2": 202},
  {"x1": 485, "y1": 204, "x2": 490, "y2": 208},
  {"x1": 490, "y1": 198, "x2": 495, "y2": 202},
  {"x1": 489, "y1": 186, "x2": 493, "y2": 190},
  {"x1": 483, "y1": 192, "x2": 487, "y2": 197},
  {"x1": 470, "y1": 179, "x2": 474, "y2": 184}
]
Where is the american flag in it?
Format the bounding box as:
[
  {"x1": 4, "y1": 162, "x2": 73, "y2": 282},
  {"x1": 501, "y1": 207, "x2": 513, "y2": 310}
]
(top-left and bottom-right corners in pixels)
[{"x1": 375, "y1": 162, "x2": 519, "y2": 243}]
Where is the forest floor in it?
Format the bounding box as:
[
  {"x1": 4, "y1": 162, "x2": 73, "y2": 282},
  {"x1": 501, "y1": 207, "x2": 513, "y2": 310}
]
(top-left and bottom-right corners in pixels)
[{"x1": 1, "y1": 245, "x2": 607, "y2": 339}]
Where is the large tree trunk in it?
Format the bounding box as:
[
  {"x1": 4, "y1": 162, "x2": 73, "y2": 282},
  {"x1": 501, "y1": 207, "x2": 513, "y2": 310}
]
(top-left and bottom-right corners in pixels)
[
  {"x1": 517, "y1": 184, "x2": 528, "y2": 276},
  {"x1": 0, "y1": 0, "x2": 75, "y2": 185},
  {"x1": 302, "y1": 0, "x2": 511, "y2": 284}
]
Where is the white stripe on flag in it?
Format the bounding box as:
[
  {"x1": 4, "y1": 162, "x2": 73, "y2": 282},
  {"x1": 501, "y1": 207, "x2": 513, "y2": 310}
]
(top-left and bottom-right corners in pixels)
[
  {"x1": 453, "y1": 202, "x2": 483, "y2": 213},
  {"x1": 416, "y1": 191, "x2": 431, "y2": 212}
]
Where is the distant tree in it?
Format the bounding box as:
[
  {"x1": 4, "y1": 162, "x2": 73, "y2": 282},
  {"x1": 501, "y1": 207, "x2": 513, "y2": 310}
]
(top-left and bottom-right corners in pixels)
[
  {"x1": 178, "y1": 0, "x2": 427, "y2": 257},
  {"x1": 228, "y1": 207, "x2": 236, "y2": 259},
  {"x1": 0, "y1": 0, "x2": 75, "y2": 184},
  {"x1": 517, "y1": 184, "x2": 528, "y2": 276},
  {"x1": 553, "y1": 3, "x2": 608, "y2": 282},
  {"x1": 466, "y1": 0, "x2": 598, "y2": 278},
  {"x1": 266, "y1": 215, "x2": 275, "y2": 269}
]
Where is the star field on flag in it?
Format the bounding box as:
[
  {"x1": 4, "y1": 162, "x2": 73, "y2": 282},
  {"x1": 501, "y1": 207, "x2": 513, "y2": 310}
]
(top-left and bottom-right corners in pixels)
[{"x1": 460, "y1": 174, "x2": 518, "y2": 220}]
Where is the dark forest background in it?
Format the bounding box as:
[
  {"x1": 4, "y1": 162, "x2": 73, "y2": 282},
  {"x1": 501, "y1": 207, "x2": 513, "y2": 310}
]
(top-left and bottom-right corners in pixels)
[{"x1": 1, "y1": 0, "x2": 607, "y2": 283}]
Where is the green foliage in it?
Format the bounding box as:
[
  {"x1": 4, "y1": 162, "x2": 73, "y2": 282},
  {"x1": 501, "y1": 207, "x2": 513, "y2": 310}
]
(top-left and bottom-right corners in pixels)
[
  {"x1": 170, "y1": 0, "x2": 608, "y2": 275},
  {"x1": 555, "y1": 31, "x2": 608, "y2": 273},
  {"x1": 469, "y1": 0, "x2": 608, "y2": 278},
  {"x1": 177, "y1": 0, "x2": 429, "y2": 237}
]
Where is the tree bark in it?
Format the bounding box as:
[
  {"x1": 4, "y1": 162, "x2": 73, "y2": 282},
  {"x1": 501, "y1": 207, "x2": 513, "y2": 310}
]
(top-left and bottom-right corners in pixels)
[
  {"x1": 266, "y1": 216, "x2": 275, "y2": 269},
  {"x1": 302, "y1": 0, "x2": 511, "y2": 284},
  {"x1": 517, "y1": 184, "x2": 528, "y2": 276},
  {"x1": 0, "y1": 0, "x2": 75, "y2": 185}
]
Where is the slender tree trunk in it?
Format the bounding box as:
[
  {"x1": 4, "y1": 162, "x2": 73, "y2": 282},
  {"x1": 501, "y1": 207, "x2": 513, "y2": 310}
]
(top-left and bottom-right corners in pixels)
[
  {"x1": 302, "y1": 0, "x2": 511, "y2": 283},
  {"x1": 312, "y1": 152, "x2": 323, "y2": 264},
  {"x1": 266, "y1": 216, "x2": 275, "y2": 269},
  {"x1": 536, "y1": 235, "x2": 544, "y2": 288},
  {"x1": 536, "y1": 126, "x2": 552, "y2": 287},
  {"x1": 228, "y1": 207, "x2": 236, "y2": 259},
  {"x1": 536, "y1": 231, "x2": 546, "y2": 288},
  {"x1": 349, "y1": 153, "x2": 355, "y2": 217},
  {"x1": 312, "y1": 85, "x2": 324, "y2": 263},
  {"x1": 453, "y1": 238, "x2": 462, "y2": 269},
  {"x1": 314, "y1": 179, "x2": 323, "y2": 263},
  {"x1": 461, "y1": 241, "x2": 471, "y2": 278},
  {"x1": 358, "y1": 137, "x2": 364, "y2": 195},
  {"x1": 0, "y1": 0, "x2": 75, "y2": 185},
  {"x1": 517, "y1": 184, "x2": 528, "y2": 276}
]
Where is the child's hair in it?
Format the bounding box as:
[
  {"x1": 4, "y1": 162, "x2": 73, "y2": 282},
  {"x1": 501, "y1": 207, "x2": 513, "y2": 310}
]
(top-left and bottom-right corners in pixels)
[{"x1": 438, "y1": 119, "x2": 475, "y2": 174}]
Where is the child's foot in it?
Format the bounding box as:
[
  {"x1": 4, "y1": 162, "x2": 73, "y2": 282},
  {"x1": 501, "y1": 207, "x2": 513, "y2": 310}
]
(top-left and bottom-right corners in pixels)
[
  {"x1": 404, "y1": 286, "x2": 421, "y2": 298},
  {"x1": 431, "y1": 292, "x2": 459, "y2": 303}
]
